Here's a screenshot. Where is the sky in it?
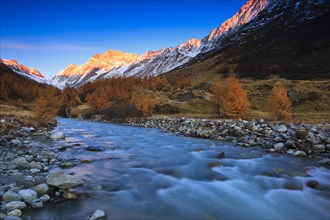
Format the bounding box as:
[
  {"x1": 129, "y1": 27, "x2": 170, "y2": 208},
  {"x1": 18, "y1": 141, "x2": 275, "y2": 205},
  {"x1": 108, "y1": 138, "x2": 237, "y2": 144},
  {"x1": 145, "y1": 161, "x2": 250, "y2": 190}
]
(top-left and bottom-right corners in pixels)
[{"x1": 0, "y1": 0, "x2": 246, "y2": 78}]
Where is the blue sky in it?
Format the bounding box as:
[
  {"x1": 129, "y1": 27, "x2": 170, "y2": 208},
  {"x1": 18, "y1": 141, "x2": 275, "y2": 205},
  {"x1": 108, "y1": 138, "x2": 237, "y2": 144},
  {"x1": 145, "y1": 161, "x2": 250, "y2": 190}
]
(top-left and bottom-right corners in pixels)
[{"x1": 0, "y1": 0, "x2": 246, "y2": 78}]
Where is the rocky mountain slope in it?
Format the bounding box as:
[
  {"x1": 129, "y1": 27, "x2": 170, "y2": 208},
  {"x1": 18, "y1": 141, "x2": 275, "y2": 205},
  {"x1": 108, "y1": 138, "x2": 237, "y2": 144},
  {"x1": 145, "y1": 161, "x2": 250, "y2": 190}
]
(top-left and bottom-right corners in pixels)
[
  {"x1": 171, "y1": 0, "x2": 330, "y2": 80},
  {"x1": 0, "y1": 59, "x2": 50, "y2": 84},
  {"x1": 51, "y1": 0, "x2": 329, "y2": 88},
  {"x1": 52, "y1": 0, "x2": 269, "y2": 88}
]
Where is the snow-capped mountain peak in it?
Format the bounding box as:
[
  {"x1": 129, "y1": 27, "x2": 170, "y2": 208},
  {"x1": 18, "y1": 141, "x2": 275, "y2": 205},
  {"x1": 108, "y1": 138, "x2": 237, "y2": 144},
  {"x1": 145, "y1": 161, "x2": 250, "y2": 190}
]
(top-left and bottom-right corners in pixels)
[
  {"x1": 52, "y1": 0, "x2": 326, "y2": 88},
  {"x1": 0, "y1": 58, "x2": 51, "y2": 84},
  {"x1": 1, "y1": 58, "x2": 44, "y2": 78},
  {"x1": 201, "y1": 0, "x2": 269, "y2": 51}
]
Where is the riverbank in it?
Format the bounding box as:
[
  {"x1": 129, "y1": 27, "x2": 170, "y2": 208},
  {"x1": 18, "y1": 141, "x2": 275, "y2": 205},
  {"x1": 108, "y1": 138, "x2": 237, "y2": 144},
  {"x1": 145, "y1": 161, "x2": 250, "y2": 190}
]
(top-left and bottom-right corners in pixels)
[
  {"x1": 0, "y1": 117, "x2": 90, "y2": 219},
  {"x1": 121, "y1": 116, "x2": 330, "y2": 162}
]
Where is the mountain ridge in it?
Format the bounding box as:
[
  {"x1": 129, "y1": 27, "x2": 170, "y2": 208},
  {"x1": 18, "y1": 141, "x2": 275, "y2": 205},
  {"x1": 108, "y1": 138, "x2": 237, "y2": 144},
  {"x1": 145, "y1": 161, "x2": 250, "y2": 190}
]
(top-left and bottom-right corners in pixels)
[
  {"x1": 0, "y1": 58, "x2": 52, "y2": 84},
  {"x1": 52, "y1": 0, "x2": 270, "y2": 88}
]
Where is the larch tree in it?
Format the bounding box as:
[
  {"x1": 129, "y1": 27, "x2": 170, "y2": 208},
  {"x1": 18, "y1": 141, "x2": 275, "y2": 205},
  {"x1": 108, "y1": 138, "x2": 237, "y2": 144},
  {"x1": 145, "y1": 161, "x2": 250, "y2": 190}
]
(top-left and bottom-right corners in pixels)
[
  {"x1": 267, "y1": 82, "x2": 292, "y2": 120},
  {"x1": 34, "y1": 89, "x2": 60, "y2": 124},
  {"x1": 130, "y1": 92, "x2": 155, "y2": 116},
  {"x1": 218, "y1": 75, "x2": 250, "y2": 119}
]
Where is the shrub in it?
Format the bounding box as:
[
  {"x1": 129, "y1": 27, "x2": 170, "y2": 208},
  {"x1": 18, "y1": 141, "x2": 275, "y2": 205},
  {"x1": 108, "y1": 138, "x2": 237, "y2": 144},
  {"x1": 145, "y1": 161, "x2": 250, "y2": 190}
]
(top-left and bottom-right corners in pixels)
[{"x1": 99, "y1": 101, "x2": 143, "y2": 120}]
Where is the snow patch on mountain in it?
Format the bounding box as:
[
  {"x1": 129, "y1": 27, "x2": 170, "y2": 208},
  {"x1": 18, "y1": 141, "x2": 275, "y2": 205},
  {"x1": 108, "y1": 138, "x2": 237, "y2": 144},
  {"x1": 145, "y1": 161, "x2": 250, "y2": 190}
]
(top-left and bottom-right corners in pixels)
[
  {"x1": 0, "y1": 58, "x2": 51, "y2": 84},
  {"x1": 52, "y1": 0, "x2": 326, "y2": 88}
]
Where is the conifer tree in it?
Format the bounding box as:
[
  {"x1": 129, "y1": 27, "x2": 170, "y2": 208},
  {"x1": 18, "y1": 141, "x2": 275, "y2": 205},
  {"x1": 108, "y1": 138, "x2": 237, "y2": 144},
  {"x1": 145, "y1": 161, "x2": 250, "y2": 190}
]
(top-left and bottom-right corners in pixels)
[
  {"x1": 218, "y1": 75, "x2": 250, "y2": 119},
  {"x1": 267, "y1": 82, "x2": 292, "y2": 120}
]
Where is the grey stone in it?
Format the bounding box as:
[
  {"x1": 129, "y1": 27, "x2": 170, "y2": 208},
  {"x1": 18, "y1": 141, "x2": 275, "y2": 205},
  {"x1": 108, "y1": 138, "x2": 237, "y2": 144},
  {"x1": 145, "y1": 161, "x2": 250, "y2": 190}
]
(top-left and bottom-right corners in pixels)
[
  {"x1": 6, "y1": 209, "x2": 21, "y2": 217},
  {"x1": 16, "y1": 176, "x2": 35, "y2": 188},
  {"x1": 293, "y1": 151, "x2": 306, "y2": 157},
  {"x1": 24, "y1": 155, "x2": 33, "y2": 162},
  {"x1": 63, "y1": 192, "x2": 79, "y2": 200},
  {"x1": 288, "y1": 89, "x2": 300, "y2": 104},
  {"x1": 286, "y1": 149, "x2": 295, "y2": 155},
  {"x1": 50, "y1": 132, "x2": 65, "y2": 140},
  {"x1": 18, "y1": 189, "x2": 37, "y2": 203},
  {"x1": 89, "y1": 210, "x2": 106, "y2": 220},
  {"x1": 306, "y1": 180, "x2": 319, "y2": 189},
  {"x1": 30, "y1": 199, "x2": 43, "y2": 209},
  {"x1": 34, "y1": 176, "x2": 46, "y2": 185},
  {"x1": 60, "y1": 162, "x2": 75, "y2": 168},
  {"x1": 30, "y1": 169, "x2": 40, "y2": 174},
  {"x1": 2, "y1": 191, "x2": 22, "y2": 203},
  {"x1": 5, "y1": 201, "x2": 26, "y2": 212},
  {"x1": 312, "y1": 144, "x2": 325, "y2": 153},
  {"x1": 318, "y1": 158, "x2": 330, "y2": 166},
  {"x1": 274, "y1": 136, "x2": 283, "y2": 142},
  {"x1": 274, "y1": 143, "x2": 284, "y2": 150},
  {"x1": 10, "y1": 140, "x2": 21, "y2": 146},
  {"x1": 57, "y1": 152, "x2": 75, "y2": 161},
  {"x1": 40, "y1": 194, "x2": 50, "y2": 202},
  {"x1": 273, "y1": 125, "x2": 287, "y2": 133},
  {"x1": 6, "y1": 153, "x2": 17, "y2": 160},
  {"x1": 12, "y1": 157, "x2": 29, "y2": 169},
  {"x1": 32, "y1": 184, "x2": 49, "y2": 196},
  {"x1": 29, "y1": 161, "x2": 42, "y2": 169},
  {"x1": 21, "y1": 127, "x2": 30, "y2": 133},
  {"x1": 86, "y1": 146, "x2": 105, "y2": 152},
  {"x1": 46, "y1": 171, "x2": 84, "y2": 189}
]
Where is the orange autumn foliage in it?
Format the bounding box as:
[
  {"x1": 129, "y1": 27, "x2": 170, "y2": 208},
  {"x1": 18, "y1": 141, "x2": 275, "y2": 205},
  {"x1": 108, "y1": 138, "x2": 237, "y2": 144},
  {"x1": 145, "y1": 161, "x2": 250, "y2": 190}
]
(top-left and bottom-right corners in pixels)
[
  {"x1": 218, "y1": 75, "x2": 250, "y2": 119},
  {"x1": 130, "y1": 93, "x2": 155, "y2": 116},
  {"x1": 267, "y1": 82, "x2": 292, "y2": 120}
]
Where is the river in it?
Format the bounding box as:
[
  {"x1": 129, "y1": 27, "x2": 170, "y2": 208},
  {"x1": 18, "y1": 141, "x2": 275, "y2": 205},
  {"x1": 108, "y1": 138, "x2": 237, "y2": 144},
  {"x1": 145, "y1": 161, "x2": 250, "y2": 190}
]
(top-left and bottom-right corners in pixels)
[{"x1": 24, "y1": 118, "x2": 330, "y2": 219}]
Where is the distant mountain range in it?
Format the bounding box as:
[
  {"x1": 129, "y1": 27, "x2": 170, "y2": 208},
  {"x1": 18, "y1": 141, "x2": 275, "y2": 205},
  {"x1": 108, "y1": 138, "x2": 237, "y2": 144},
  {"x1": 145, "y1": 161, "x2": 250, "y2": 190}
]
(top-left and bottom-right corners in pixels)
[
  {"x1": 1, "y1": 0, "x2": 329, "y2": 89},
  {"x1": 0, "y1": 59, "x2": 50, "y2": 84}
]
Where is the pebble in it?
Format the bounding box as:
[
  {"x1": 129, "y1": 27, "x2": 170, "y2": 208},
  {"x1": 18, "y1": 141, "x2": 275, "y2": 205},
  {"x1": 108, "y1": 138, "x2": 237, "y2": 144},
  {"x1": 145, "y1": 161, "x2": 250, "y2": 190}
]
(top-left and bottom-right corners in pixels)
[
  {"x1": 57, "y1": 152, "x2": 75, "y2": 161},
  {"x1": 286, "y1": 149, "x2": 295, "y2": 155},
  {"x1": 63, "y1": 192, "x2": 79, "y2": 200},
  {"x1": 306, "y1": 180, "x2": 319, "y2": 189},
  {"x1": 47, "y1": 171, "x2": 84, "y2": 189},
  {"x1": 6, "y1": 209, "x2": 22, "y2": 217},
  {"x1": 30, "y1": 199, "x2": 43, "y2": 209},
  {"x1": 10, "y1": 139, "x2": 21, "y2": 146},
  {"x1": 30, "y1": 168, "x2": 41, "y2": 174},
  {"x1": 24, "y1": 155, "x2": 33, "y2": 162},
  {"x1": 273, "y1": 125, "x2": 287, "y2": 133},
  {"x1": 274, "y1": 143, "x2": 284, "y2": 150},
  {"x1": 5, "y1": 201, "x2": 27, "y2": 212},
  {"x1": 32, "y1": 183, "x2": 49, "y2": 196},
  {"x1": 29, "y1": 161, "x2": 42, "y2": 169},
  {"x1": 293, "y1": 151, "x2": 306, "y2": 157},
  {"x1": 40, "y1": 194, "x2": 50, "y2": 202},
  {"x1": 312, "y1": 144, "x2": 326, "y2": 153},
  {"x1": 60, "y1": 162, "x2": 75, "y2": 168},
  {"x1": 2, "y1": 191, "x2": 22, "y2": 203},
  {"x1": 50, "y1": 131, "x2": 65, "y2": 140},
  {"x1": 318, "y1": 158, "x2": 330, "y2": 166},
  {"x1": 89, "y1": 210, "x2": 106, "y2": 220},
  {"x1": 86, "y1": 146, "x2": 105, "y2": 152},
  {"x1": 18, "y1": 189, "x2": 38, "y2": 203}
]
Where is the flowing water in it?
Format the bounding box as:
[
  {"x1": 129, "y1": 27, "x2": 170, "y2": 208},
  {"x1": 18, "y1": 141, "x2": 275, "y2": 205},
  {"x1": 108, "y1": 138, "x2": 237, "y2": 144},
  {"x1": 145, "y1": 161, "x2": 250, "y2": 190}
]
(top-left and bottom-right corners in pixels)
[{"x1": 24, "y1": 118, "x2": 330, "y2": 219}]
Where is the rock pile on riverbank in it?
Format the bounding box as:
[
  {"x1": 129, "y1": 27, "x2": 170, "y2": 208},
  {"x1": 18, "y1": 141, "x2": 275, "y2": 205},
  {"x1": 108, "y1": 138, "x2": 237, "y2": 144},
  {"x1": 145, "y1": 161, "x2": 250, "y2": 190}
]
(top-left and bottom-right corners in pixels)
[
  {"x1": 127, "y1": 117, "x2": 330, "y2": 161},
  {"x1": 0, "y1": 118, "x2": 85, "y2": 219}
]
